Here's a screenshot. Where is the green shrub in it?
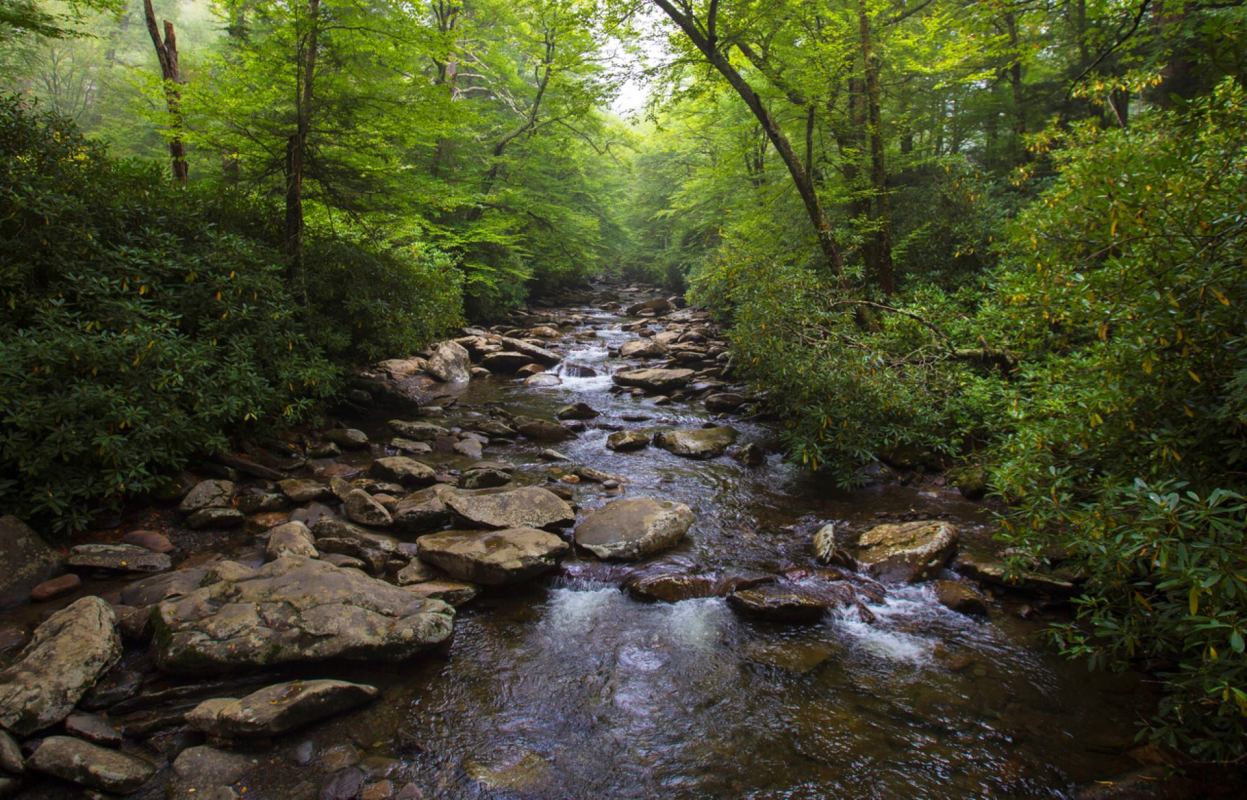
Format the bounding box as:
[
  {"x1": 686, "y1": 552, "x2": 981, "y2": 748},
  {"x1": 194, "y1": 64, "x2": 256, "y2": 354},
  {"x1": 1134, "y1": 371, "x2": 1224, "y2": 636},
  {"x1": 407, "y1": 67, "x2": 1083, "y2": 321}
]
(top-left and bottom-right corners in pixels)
[
  {"x1": 0, "y1": 97, "x2": 340, "y2": 533},
  {"x1": 689, "y1": 249, "x2": 996, "y2": 483},
  {"x1": 304, "y1": 233, "x2": 463, "y2": 363},
  {"x1": 987, "y1": 80, "x2": 1247, "y2": 759}
]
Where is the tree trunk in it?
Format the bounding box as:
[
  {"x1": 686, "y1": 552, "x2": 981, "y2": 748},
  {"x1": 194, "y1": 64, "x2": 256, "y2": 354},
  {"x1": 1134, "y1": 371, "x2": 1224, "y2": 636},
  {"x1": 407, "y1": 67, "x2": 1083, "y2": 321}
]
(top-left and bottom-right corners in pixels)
[
  {"x1": 651, "y1": 0, "x2": 844, "y2": 277},
  {"x1": 859, "y1": 0, "x2": 894, "y2": 295},
  {"x1": 142, "y1": 0, "x2": 187, "y2": 185},
  {"x1": 285, "y1": 0, "x2": 320, "y2": 298}
]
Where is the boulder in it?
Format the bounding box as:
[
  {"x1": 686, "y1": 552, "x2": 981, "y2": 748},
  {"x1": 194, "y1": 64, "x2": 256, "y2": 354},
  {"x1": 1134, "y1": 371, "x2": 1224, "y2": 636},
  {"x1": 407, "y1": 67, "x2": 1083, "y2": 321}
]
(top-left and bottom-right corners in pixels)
[
  {"x1": 725, "y1": 585, "x2": 833, "y2": 624},
  {"x1": 933, "y1": 580, "x2": 989, "y2": 616},
  {"x1": 0, "y1": 516, "x2": 63, "y2": 606},
  {"x1": 0, "y1": 597, "x2": 122, "y2": 735},
  {"x1": 388, "y1": 419, "x2": 449, "y2": 441},
  {"x1": 370, "y1": 456, "x2": 437, "y2": 487},
  {"x1": 498, "y1": 336, "x2": 561, "y2": 366},
  {"x1": 279, "y1": 478, "x2": 333, "y2": 503},
  {"x1": 459, "y1": 466, "x2": 512, "y2": 490},
  {"x1": 344, "y1": 489, "x2": 393, "y2": 527},
  {"x1": 626, "y1": 298, "x2": 672, "y2": 315},
  {"x1": 513, "y1": 416, "x2": 575, "y2": 442},
  {"x1": 178, "y1": 480, "x2": 235, "y2": 513},
  {"x1": 152, "y1": 557, "x2": 454, "y2": 674},
  {"x1": 612, "y1": 368, "x2": 695, "y2": 393},
  {"x1": 425, "y1": 341, "x2": 471, "y2": 384},
  {"x1": 556, "y1": 402, "x2": 599, "y2": 421},
  {"x1": 27, "y1": 736, "x2": 154, "y2": 794},
  {"x1": 391, "y1": 487, "x2": 453, "y2": 535},
  {"x1": 172, "y1": 745, "x2": 257, "y2": 786},
  {"x1": 323, "y1": 429, "x2": 370, "y2": 450},
  {"x1": 482, "y1": 351, "x2": 535, "y2": 373},
  {"x1": 187, "y1": 507, "x2": 245, "y2": 530},
  {"x1": 122, "y1": 529, "x2": 175, "y2": 554},
  {"x1": 856, "y1": 520, "x2": 958, "y2": 583},
  {"x1": 574, "y1": 498, "x2": 694, "y2": 561},
  {"x1": 606, "y1": 430, "x2": 649, "y2": 452},
  {"x1": 30, "y1": 573, "x2": 81, "y2": 602},
  {"x1": 653, "y1": 427, "x2": 738, "y2": 459},
  {"x1": 187, "y1": 680, "x2": 379, "y2": 738},
  {"x1": 444, "y1": 487, "x2": 575, "y2": 530},
  {"x1": 704, "y1": 392, "x2": 747, "y2": 412},
  {"x1": 265, "y1": 521, "x2": 318, "y2": 560},
  {"x1": 812, "y1": 523, "x2": 852, "y2": 566},
  {"x1": 64, "y1": 712, "x2": 122, "y2": 746},
  {"x1": 953, "y1": 553, "x2": 1078, "y2": 597},
  {"x1": 67, "y1": 544, "x2": 171, "y2": 574},
  {"x1": 619, "y1": 339, "x2": 665, "y2": 359},
  {"x1": 403, "y1": 580, "x2": 479, "y2": 606},
  {"x1": 417, "y1": 528, "x2": 570, "y2": 585}
]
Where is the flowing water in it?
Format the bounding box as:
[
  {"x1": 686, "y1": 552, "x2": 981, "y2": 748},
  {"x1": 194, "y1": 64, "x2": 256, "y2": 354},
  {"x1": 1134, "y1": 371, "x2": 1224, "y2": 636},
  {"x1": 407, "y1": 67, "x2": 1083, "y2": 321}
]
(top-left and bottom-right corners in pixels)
[
  {"x1": 10, "y1": 293, "x2": 1151, "y2": 799},
  {"x1": 220, "y1": 296, "x2": 1147, "y2": 799}
]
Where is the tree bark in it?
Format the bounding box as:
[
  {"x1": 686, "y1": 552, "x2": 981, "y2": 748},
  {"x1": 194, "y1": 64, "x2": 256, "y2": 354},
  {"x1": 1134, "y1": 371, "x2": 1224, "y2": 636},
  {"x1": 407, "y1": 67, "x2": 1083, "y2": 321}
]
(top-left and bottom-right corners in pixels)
[
  {"x1": 285, "y1": 0, "x2": 320, "y2": 297},
  {"x1": 142, "y1": 0, "x2": 187, "y2": 185},
  {"x1": 858, "y1": 0, "x2": 894, "y2": 295},
  {"x1": 651, "y1": 0, "x2": 844, "y2": 277}
]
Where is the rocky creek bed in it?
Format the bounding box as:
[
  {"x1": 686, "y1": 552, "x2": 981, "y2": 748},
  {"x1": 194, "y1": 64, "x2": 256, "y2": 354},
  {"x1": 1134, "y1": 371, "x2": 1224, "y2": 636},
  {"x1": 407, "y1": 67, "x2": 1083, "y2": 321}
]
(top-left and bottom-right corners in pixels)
[{"x1": 0, "y1": 284, "x2": 1175, "y2": 798}]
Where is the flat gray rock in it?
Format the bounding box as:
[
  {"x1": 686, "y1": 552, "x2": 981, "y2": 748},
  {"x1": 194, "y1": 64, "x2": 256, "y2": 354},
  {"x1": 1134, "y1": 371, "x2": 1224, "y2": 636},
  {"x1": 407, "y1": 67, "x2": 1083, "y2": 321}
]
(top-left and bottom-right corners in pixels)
[
  {"x1": 417, "y1": 528, "x2": 570, "y2": 585},
  {"x1": 28, "y1": 736, "x2": 154, "y2": 793},
  {"x1": 612, "y1": 368, "x2": 695, "y2": 393},
  {"x1": 152, "y1": 557, "x2": 454, "y2": 674},
  {"x1": 68, "y1": 544, "x2": 171, "y2": 574},
  {"x1": 856, "y1": 521, "x2": 958, "y2": 583},
  {"x1": 653, "y1": 427, "x2": 738, "y2": 459},
  {"x1": 0, "y1": 596, "x2": 121, "y2": 735},
  {"x1": 574, "y1": 498, "x2": 694, "y2": 561},
  {"x1": 445, "y1": 487, "x2": 575, "y2": 530},
  {"x1": 187, "y1": 679, "x2": 379, "y2": 737}
]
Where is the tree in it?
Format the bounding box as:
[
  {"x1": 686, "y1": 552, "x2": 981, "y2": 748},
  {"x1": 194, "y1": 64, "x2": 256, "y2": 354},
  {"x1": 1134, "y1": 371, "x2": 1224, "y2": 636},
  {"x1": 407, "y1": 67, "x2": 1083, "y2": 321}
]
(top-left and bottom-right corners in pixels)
[{"x1": 142, "y1": 0, "x2": 187, "y2": 184}]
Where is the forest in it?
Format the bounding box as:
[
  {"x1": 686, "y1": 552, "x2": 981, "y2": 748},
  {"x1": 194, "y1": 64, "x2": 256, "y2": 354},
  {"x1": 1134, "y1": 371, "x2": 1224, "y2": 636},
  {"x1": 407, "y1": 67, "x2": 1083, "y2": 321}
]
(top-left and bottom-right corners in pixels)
[{"x1": 2, "y1": 0, "x2": 1247, "y2": 794}]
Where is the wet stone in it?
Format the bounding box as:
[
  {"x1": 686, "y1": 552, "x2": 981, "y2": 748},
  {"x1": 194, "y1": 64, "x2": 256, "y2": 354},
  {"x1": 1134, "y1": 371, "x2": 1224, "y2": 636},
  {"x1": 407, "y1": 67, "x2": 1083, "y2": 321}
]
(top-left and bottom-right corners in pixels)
[
  {"x1": 122, "y1": 529, "x2": 175, "y2": 553},
  {"x1": 324, "y1": 428, "x2": 370, "y2": 449},
  {"x1": 187, "y1": 507, "x2": 246, "y2": 530},
  {"x1": 30, "y1": 573, "x2": 81, "y2": 602},
  {"x1": 28, "y1": 736, "x2": 155, "y2": 794},
  {"x1": 574, "y1": 498, "x2": 694, "y2": 561},
  {"x1": 606, "y1": 430, "x2": 650, "y2": 452},
  {"x1": 68, "y1": 543, "x2": 172, "y2": 574}
]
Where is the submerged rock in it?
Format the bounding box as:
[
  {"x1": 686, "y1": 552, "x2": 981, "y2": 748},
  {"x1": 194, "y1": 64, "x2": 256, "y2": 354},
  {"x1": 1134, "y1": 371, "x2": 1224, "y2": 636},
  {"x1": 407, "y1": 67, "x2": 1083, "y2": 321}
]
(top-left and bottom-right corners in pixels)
[
  {"x1": 187, "y1": 679, "x2": 379, "y2": 737},
  {"x1": 417, "y1": 528, "x2": 570, "y2": 585},
  {"x1": 444, "y1": 486, "x2": 575, "y2": 530},
  {"x1": 856, "y1": 520, "x2": 958, "y2": 583},
  {"x1": 28, "y1": 736, "x2": 154, "y2": 794},
  {"x1": 574, "y1": 498, "x2": 694, "y2": 561},
  {"x1": 653, "y1": 426, "x2": 738, "y2": 459},
  {"x1": 152, "y1": 557, "x2": 454, "y2": 674},
  {"x1": 0, "y1": 596, "x2": 122, "y2": 735}
]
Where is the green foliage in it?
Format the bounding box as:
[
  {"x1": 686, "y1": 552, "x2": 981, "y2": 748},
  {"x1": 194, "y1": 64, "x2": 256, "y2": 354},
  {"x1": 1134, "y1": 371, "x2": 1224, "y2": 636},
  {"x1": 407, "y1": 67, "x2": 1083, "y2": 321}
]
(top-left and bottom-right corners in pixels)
[
  {"x1": 0, "y1": 96, "x2": 338, "y2": 532},
  {"x1": 689, "y1": 250, "x2": 995, "y2": 483},
  {"x1": 1044, "y1": 481, "x2": 1247, "y2": 760},
  {"x1": 0, "y1": 97, "x2": 464, "y2": 535},
  {"x1": 303, "y1": 233, "x2": 463, "y2": 364},
  {"x1": 989, "y1": 81, "x2": 1247, "y2": 759}
]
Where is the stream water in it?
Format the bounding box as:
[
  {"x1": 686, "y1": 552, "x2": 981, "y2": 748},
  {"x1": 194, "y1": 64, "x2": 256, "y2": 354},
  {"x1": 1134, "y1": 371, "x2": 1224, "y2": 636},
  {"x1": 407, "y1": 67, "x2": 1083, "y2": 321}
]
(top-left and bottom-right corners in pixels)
[
  {"x1": 9, "y1": 291, "x2": 1151, "y2": 799},
  {"x1": 221, "y1": 295, "x2": 1146, "y2": 799}
]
